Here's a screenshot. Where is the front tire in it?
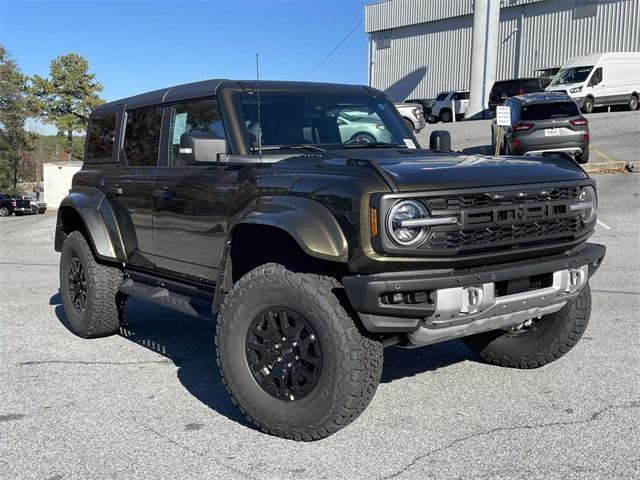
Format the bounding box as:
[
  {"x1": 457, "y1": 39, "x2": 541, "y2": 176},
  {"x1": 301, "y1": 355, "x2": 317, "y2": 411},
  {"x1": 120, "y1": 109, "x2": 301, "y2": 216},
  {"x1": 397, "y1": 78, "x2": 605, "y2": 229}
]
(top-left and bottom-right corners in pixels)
[
  {"x1": 464, "y1": 285, "x2": 591, "y2": 369},
  {"x1": 216, "y1": 263, "x2": 383, "y2": 441},
  {"x1": 440, "y1": 109, "x2": 452, "y2": 123},
  {"x1": 0, "y1": 207, "x2": 10, "y2": 217},
  {"x1": 404, "y1": 118, "x2": 414, "y2": 132},
  {"x1": 582, "y1": 96, "x2": 594, "y2": 114},
  {"x1": 59, "y1": 231, "x2": 125, "y2": 338},
  {"x1": 628, "y1": 94, "x2": 639, "y2": 111}
]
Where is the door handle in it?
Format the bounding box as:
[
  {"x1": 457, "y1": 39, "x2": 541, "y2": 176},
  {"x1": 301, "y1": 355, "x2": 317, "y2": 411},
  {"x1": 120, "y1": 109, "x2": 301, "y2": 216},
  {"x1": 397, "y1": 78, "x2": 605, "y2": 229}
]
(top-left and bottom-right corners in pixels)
[
  {"x1": 153, "y1": 187, "x2": 176, "y2": 200},
  {"x1": 107, "y1": 186, "x2": 123, "y2": 196}
]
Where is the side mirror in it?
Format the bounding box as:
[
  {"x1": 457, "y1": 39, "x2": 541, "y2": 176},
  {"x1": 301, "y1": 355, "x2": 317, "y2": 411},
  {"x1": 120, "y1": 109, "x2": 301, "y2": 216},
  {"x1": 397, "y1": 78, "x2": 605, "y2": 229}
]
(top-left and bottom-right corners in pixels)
[
  {"x1": 430, "y1": 130, "x2": 451, "y2": 150},
  {"x1": 179, "y1": 132, "x2": 228, "y2": 163}
]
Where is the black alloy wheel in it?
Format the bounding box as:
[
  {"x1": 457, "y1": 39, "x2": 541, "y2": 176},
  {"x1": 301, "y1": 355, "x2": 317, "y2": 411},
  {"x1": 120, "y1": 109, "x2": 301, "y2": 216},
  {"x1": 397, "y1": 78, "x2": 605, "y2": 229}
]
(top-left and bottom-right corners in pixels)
[
  {"x1": 67, "y1": 256, "x2": 87, "y2": 312},
  {"x1": 246, "y1": 307, "x2": 322, "y2": 402}
]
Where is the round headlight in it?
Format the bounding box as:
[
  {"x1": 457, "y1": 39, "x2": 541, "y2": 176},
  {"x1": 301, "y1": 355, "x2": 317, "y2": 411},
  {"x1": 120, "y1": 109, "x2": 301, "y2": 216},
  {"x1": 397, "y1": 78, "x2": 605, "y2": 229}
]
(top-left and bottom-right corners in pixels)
[
  {"x1": 387, "y1": 200, "x2": 429, "y2": 246},
  {"x1": 578, "y1": 185, "x2": 597, "y2": 224}
]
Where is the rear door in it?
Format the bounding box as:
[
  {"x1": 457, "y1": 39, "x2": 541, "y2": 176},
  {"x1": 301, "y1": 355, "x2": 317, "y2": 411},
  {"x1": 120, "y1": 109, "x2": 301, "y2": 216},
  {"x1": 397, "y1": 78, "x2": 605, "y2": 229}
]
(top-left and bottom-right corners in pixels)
[
  {"x1": 106, "y1": 105, "x2": 161, "y2": 270},
  {"x1": 152, "y1": 97, "x2": 238, "y2": 283}
]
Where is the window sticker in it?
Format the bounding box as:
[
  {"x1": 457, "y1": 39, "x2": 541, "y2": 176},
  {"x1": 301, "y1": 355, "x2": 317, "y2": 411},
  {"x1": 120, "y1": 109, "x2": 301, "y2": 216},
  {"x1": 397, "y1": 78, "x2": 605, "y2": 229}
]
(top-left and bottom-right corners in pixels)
[
  {"x1": 403, "y1": 139, "x2": 416, "y2": 149},
  {"x1": 172, "y1": 112, "x2": 188, "y2": 145}
]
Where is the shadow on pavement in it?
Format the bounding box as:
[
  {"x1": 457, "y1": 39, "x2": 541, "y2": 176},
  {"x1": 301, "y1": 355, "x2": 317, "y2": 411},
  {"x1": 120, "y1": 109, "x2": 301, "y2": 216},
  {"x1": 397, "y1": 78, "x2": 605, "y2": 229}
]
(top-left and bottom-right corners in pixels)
[{"x1": 50, "y1": 292, "x2": 476, "y2": 424}]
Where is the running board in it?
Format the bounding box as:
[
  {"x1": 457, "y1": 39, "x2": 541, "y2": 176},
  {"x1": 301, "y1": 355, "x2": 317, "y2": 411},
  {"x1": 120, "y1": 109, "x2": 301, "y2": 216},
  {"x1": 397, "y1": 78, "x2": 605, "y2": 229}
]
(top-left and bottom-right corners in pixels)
[{"x1": 119, "y1": 278, "x2": 214, "y2": 320}]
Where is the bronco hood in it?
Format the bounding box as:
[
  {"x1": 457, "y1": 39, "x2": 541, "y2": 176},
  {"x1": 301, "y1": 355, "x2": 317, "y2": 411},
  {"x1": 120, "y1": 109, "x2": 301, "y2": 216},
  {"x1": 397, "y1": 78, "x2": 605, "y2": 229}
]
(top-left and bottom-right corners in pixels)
[{"x1": 333, "y1": 148, "x2": 588, "y2": 192}]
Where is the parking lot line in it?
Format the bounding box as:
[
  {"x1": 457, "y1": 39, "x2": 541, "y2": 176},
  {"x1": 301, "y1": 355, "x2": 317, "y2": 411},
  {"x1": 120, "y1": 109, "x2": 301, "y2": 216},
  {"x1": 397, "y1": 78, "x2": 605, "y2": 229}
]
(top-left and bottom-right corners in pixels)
[
  {"x1": 592, "y1": 148, "x2": 617, "y2": 164},
  {"x1": 597, "y1": 219, "x2": 612, "y2": 230}
]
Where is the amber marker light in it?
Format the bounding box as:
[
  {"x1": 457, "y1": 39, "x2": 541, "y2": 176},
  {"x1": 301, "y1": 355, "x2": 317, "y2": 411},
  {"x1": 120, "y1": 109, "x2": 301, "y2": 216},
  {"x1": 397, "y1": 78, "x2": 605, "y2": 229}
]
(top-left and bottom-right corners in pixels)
[{"x1": 370, "y1": 206, "x2": 379, "y2": 237}]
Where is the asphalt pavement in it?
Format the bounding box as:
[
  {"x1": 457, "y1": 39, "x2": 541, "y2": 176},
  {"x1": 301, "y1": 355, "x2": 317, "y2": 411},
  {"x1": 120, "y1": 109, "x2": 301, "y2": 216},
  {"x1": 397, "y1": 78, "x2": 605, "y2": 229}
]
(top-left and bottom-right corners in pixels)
[{"x1": 1, "y1": 173, "x2": 639, "y2": 480}]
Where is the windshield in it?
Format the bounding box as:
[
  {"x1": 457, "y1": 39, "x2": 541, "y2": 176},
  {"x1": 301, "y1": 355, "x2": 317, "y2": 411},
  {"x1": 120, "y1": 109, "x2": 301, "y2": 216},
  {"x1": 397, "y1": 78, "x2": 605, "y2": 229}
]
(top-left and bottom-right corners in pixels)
[
  {"x1": 551, "y1": 66, "x2": 593, "y2": 85},
  {"x1": 236, "y1": 92, "x2": 410, "y2": 150}
]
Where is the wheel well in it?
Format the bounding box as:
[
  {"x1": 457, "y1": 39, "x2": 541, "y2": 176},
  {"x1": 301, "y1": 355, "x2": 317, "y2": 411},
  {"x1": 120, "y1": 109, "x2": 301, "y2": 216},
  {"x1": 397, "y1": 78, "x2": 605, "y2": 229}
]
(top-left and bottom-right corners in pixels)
[
  {"x1": 57, "y1": 206, "x2": 91, "y2": 252},
  {"x1": 229, "y1": 224, "x2": 348, "y2": 283},
  {"x1": 403, "y1": 116, "x2": 413, "y2": 125}
]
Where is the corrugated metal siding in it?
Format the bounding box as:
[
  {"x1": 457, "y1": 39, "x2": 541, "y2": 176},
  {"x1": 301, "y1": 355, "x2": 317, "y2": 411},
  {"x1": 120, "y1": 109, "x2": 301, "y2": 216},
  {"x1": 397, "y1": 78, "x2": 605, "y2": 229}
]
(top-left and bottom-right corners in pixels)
[{"x1": 368, "y1": 0, "x2": 640, "y2": 100}]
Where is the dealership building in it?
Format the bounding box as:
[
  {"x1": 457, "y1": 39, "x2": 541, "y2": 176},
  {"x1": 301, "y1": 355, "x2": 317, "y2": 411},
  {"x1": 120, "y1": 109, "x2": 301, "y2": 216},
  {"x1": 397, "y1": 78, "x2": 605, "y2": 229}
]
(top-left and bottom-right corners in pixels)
[{"x1": 365, "y1": 0, "x2": 640, "y2": 101}]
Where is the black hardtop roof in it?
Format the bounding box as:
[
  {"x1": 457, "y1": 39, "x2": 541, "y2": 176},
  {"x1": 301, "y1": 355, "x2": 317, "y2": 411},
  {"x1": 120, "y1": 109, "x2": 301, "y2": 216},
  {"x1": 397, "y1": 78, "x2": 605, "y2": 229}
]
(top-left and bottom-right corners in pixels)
[
  {"x1": 512, "y1": 91, "x2": 572, "y2": 105},
  {"x1": 94, "y1": 79, "x2": 374, "y2": 113}
]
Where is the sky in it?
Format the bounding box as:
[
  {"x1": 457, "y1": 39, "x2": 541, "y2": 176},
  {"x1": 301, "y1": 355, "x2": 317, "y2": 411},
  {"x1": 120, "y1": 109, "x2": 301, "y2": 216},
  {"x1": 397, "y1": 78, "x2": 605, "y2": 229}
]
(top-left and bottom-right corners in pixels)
[{"x1": 0, "y1": 0, "x2": 371, "y2": 105}]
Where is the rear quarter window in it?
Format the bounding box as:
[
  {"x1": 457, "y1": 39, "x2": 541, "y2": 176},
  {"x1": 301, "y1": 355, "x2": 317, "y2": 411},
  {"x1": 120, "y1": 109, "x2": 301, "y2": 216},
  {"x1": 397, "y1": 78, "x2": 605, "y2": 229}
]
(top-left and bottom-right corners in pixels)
[
  {"x1": 86, "y1": 112, "x2": 117, "y2": 161},
  {"x1": 521, "y1": 102, "x2": 580, "y2": 120}
]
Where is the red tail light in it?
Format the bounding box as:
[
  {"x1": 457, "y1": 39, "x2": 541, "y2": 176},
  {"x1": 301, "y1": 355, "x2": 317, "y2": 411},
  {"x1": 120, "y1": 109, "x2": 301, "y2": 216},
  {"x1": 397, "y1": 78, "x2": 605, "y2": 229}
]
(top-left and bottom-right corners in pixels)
[
  {"x1": 513, "y1": 122, "x2": 534, "y2": 131},
  {"x1": 517, "y1": 88, "x2": 525, "y2": 95},
  {"x1": 569, "y1": 117, "x2": 588, "y2": 126},
  {"x1": 583, "y1": 133, "x2": 590, "y2": 142},
  {"x1": 512, "y1": 139, "x2": 521, "y2": 149}
]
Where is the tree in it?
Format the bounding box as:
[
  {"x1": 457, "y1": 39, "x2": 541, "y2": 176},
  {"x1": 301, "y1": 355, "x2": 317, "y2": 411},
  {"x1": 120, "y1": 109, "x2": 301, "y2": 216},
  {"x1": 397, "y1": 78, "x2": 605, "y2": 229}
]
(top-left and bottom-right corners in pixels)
[
  {"x1": 30, "y1": 53, "x2": 103, "y2": 160},
  {"x1": 0, "y1": 44, "x2": 33, "y2": 189}
]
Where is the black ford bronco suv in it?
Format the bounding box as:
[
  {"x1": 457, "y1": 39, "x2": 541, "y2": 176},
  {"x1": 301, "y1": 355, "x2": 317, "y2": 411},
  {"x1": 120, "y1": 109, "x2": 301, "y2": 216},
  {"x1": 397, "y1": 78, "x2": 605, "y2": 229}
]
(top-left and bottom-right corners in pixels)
[{"x1": 55, "y1": 80, "x2": 605, "y2": 441}]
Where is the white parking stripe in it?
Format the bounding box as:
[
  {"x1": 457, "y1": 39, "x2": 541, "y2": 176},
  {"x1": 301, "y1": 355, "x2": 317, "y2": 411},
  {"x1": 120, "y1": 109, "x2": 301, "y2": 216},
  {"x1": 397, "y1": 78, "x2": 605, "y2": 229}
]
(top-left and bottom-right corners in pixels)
[{"x1": 597, "y1": 219, "x2": 612, "y2": 230}]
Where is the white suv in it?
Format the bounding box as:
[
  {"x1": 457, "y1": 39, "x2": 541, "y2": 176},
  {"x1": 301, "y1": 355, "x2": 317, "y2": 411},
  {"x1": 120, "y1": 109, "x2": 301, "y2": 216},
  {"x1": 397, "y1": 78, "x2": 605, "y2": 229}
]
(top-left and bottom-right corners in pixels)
[{"x1": 429, "y1": 90, "x2": 469, "y2": 123}]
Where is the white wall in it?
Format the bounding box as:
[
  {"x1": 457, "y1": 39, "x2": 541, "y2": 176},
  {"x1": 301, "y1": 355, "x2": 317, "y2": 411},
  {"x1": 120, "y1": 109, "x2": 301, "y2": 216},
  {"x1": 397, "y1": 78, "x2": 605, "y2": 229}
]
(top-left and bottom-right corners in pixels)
[{"x1": 43, "y1": 162, "x2": 82, "y2": 208}]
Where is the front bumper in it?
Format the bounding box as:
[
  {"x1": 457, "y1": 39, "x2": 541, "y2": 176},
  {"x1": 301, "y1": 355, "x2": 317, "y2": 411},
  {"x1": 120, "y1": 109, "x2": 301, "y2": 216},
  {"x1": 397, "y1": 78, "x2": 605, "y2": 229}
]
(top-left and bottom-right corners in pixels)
[
  {"x1": 342, "y1": 243, "x2": 605, "y2": 334},
  {"x1": 412, "y1": 117, "x2": 427, "y2": 131}
]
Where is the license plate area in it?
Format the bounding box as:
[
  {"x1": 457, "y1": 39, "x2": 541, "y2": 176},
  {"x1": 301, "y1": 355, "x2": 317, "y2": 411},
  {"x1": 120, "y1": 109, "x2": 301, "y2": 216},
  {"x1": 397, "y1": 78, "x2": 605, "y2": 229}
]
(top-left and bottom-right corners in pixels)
[{"x1": 545, "y1": 128, "x2": 560, "y2": 137}]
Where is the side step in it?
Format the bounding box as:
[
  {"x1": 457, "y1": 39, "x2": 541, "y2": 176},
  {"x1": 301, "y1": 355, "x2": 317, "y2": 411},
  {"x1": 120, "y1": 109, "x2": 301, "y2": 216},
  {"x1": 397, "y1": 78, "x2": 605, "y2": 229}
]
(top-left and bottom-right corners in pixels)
[{"x1": 119, "y1": 278, "x2": 214, "y2": 320}]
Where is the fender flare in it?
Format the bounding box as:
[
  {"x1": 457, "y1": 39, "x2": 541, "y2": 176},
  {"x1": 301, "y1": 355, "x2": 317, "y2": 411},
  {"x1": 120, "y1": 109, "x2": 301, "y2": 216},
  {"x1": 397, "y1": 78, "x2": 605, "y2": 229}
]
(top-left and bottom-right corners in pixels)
[
  {"x1": 55, "y1": 187, "x2": 127, "y2": 263},
  {"x1": 229, "y1": 195, "x2": 349, "y2": 263}
]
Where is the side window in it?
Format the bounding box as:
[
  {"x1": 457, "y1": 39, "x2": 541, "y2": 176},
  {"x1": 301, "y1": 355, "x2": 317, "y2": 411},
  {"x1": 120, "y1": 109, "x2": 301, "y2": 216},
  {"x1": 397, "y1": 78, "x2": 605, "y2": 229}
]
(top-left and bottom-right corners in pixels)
[
  {"x1": 589, "y1": 67, "x2": 602, "y2": 86},
  {"x1": 167, "y1": 98, "x2": 226, "y2": 166},
  {"x1": 123, "y1": 106, "x2": 162, "y2": 167},
  {"x1": 86, "y1": 112, "x2": 117, "y2": 160}
]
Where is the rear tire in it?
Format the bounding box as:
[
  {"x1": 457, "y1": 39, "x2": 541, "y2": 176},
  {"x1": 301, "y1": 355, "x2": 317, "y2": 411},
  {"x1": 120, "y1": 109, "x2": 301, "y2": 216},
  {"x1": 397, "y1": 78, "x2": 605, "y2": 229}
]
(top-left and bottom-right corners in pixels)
[
  {"x1": 582, "y1": 96, "x2": 594, "y2": 114},
  {"x1": 464, "y1": 285, "x2": 591, "y2": 369},
  {"x1": 59, "y1": 231, "x2": 125, "y2": 338},
  {"x1": 628, "y1": 94, "x2": 639, "y2": 111},
  {"x1": 576, "y1": 149, "x2": 589, "y2": 164},
  {"x1": 216, "y1": 263, "x2": 383, "y2": 441}
]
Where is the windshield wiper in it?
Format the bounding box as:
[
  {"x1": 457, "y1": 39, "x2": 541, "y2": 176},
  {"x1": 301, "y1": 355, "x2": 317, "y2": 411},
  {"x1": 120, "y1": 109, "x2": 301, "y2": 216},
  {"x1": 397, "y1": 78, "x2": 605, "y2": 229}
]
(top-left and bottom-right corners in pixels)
[
  {"x1": 279, "y1": 144, "x2": 328, "y2": 153},
  {"x1": 342, "y1": 142, "x2": 404, "y2": 149}
]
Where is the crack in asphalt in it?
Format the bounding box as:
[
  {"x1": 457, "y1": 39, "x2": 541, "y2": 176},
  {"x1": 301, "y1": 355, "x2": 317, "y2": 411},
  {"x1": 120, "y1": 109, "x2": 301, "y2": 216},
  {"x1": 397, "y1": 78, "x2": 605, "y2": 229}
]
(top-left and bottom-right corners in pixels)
[
  {"x1": 19, "y1": 359, "x2": 171, "y2": 366},
  {"x1": 379, "y1": 400, "x2": 640, "y2": 480},
  {"x1": 131, "y1": 417, "x2": 259, "y2": 480}
]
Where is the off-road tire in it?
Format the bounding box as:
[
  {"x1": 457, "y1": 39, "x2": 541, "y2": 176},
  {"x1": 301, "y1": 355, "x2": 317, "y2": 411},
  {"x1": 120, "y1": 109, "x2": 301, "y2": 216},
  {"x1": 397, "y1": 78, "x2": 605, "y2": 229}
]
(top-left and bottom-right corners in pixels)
[
  {"x1": 59, "y1": 231, "x2": 125, "y2": 338},
  {"x1": 582, "y1": 96, "x2": 594, "y2": 114},
  {"x1": 464, "y1": 285, "x2": 591, "y2": 369},
  {"x1": 216, "y1": 263, "x2": 383, "y2": 441}
]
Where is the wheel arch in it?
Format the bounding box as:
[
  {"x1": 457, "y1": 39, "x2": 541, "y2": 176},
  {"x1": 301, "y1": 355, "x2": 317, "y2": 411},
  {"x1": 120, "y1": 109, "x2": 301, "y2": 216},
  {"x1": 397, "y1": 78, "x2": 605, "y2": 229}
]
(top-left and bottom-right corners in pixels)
[
  {"x1": 55, "y1": 188, "x2": 127, "y2": 263},
  {"x1": 212, "y1": 196, "x2": 350, "y2": 312}
]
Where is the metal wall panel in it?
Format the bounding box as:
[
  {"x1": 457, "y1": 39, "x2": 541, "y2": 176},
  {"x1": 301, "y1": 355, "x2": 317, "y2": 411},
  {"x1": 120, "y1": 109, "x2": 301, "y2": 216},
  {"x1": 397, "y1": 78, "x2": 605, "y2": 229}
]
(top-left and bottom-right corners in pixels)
[{"x1": 367, "y1": 0, "x2": 640, "y2": 101}]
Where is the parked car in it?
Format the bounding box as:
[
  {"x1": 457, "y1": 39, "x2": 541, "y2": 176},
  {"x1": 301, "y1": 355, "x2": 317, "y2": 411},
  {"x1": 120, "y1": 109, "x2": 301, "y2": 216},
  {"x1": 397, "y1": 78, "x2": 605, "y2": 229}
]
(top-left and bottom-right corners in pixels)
[
  {"x1": 21, "y1": 195, "x2": 47, "y2": 214},
  {"x1": 546, "y1": 52, "x2": 640, "y2": 113},
  {"x1": 0, "y1": 192, "x2": 32, "y2": 216},
  {"x1": 491, "y1": 92, "x2": 590, "y2": 163},
  {"x1": 337, "y1": 111, "x2": 395, "y2": 144},
  {"x1": 489, "y1": 77, "x2": 551, "y2": 111},
  {"x1": 55, "y1": 79, "x2": 604, "y2": 441},
  {"x1": 404, "y1": 98, "x2": 434, "y2": 118},
  {"x1": 429, "y1": 90, "x2": 469, "y2": 122},
  {"x1": 534, "y1": 66, "x2": 561, "y2": 81},
  {"x1": 394, "y1": 102, "x2": 426, "y2": 132}
]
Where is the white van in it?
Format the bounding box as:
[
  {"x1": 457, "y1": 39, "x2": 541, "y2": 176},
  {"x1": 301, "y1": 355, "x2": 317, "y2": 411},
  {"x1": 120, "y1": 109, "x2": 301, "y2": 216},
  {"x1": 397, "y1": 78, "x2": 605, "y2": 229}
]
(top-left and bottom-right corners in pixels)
[{"x1": 546, "y1": 52, "x2": 640, "y2": 113}]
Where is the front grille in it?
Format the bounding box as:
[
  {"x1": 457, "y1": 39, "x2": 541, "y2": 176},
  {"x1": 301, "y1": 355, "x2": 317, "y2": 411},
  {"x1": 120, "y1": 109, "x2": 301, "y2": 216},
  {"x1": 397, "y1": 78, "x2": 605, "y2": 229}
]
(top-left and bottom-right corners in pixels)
[
  {"x1": 379, "y1": 185, "x2": 591, "y2": 257},
  {"x1": 429, "y1": 217, "x2": 582, "y2": 251}
]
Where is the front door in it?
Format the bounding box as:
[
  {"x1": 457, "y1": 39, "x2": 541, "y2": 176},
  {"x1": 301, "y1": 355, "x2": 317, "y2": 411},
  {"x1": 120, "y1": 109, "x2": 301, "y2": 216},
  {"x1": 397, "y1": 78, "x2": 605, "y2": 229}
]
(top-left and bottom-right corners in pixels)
[
  {"x1": 106, "y1": 105, "x2": 162, "y2": 270},
  {"x1": 152, "y1": 97, "x2": 238, "y2": 283}
]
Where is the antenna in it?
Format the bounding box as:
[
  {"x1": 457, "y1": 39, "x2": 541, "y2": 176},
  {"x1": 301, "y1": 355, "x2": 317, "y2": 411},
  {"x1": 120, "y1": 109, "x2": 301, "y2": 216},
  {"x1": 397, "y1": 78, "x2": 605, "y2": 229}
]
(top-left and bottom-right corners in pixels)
[{"x1": 256, "y1": 53, "x2": 262, "y2": 161}]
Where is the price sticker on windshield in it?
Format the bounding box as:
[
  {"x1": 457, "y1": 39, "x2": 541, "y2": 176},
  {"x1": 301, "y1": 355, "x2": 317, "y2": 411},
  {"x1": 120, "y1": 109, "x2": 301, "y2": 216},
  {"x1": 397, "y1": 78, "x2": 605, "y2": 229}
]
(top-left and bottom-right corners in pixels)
[{"x1": 496, "y1": 105, "x2": 511, "y2": 126}]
